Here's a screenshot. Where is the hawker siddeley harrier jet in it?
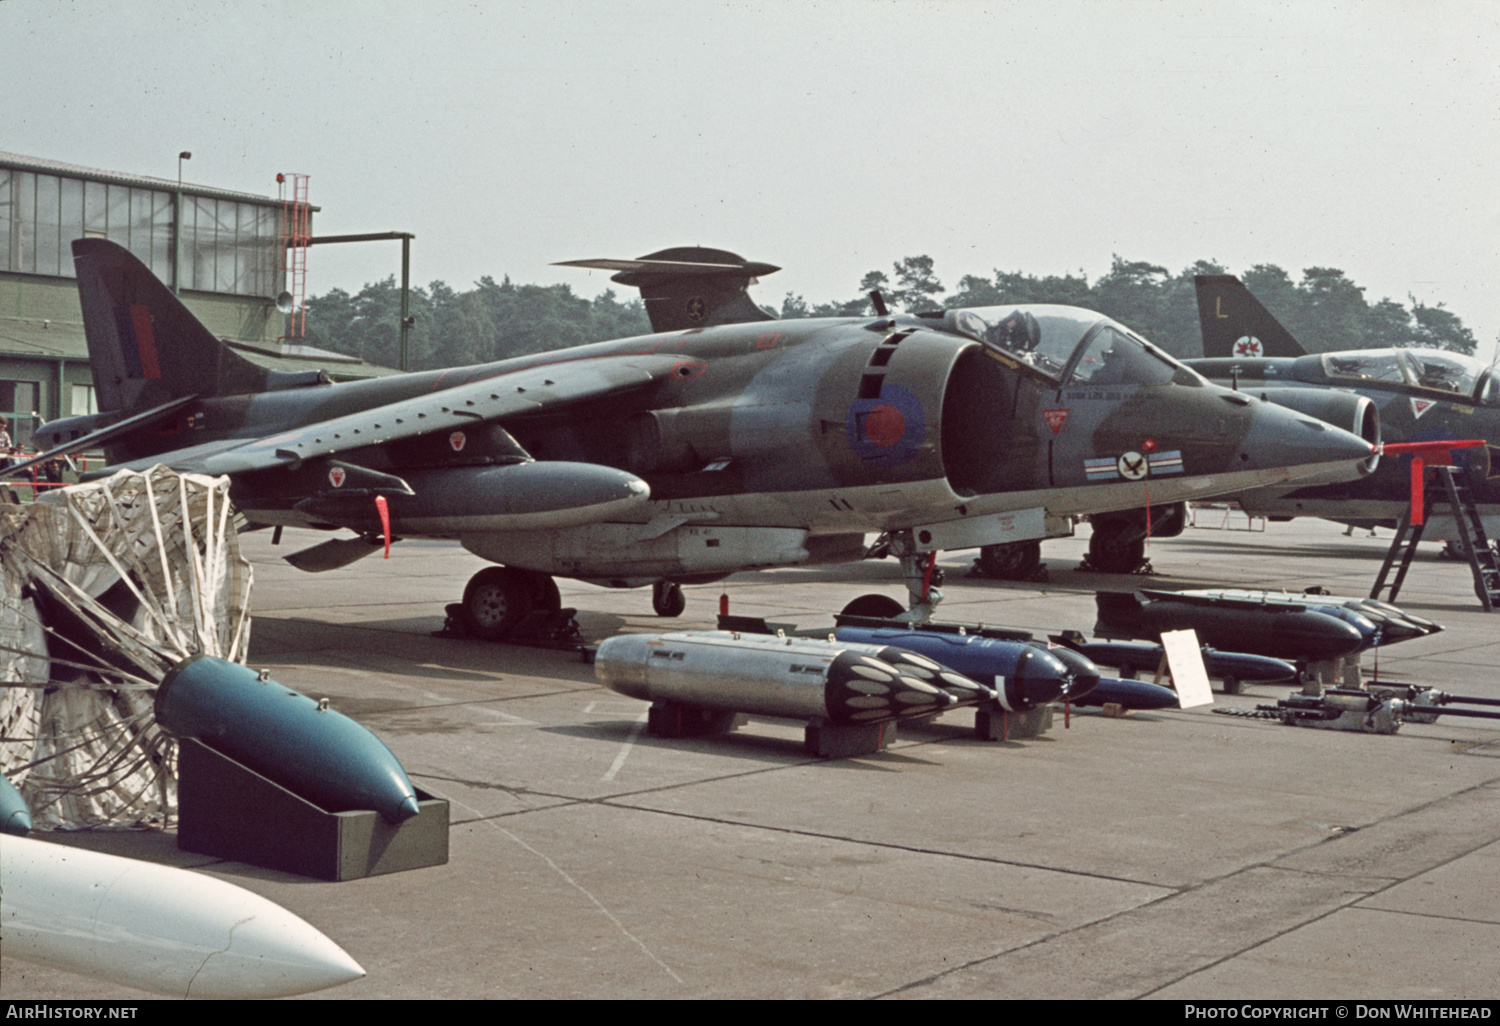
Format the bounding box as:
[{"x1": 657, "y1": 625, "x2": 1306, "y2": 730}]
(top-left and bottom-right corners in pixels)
[
  {"x1": 14, "y1": 240, "x2": 1377, "y2": 638},
  {"x1": 1182, "y1": 273, "x2": 1500, "y2": 550}
]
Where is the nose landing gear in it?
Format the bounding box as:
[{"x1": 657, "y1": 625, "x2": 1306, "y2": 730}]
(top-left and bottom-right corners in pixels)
[
  {"x1": 652, "y1": 581, "x2": 686, "y2": 617},
  {"x1": 841, "y1": 530, "x2": 944, "y2": 623}
]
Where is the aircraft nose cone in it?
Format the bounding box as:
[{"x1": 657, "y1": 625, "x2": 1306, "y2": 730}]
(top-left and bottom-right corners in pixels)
[{"x1": 1237, "y1": 402, "x2": 1376, "y2": 481}]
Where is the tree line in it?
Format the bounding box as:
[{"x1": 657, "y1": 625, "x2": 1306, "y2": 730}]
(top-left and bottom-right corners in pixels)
[{"x1": 302, "y1": 255, "x2": 1479, "y2": 371}]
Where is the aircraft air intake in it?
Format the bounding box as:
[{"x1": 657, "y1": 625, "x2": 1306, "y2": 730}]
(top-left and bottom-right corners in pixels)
[{"x1": 1255, "y1": 388, "x2": 1382, "y2": 476}]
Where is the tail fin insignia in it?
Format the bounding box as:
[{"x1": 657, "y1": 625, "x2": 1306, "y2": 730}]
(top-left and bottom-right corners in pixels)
[
  {"x1": 114, "y1": 304, "x2": 163, "y2": 380},
  {"x1": 1195, "y1": 274, "x2": 1308, "y2": 359},
  {"x1": 74, "y1": 238, "x2": 272, "y2": 413}
]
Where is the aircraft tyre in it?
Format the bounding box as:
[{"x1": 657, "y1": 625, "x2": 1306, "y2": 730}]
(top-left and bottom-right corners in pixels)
[
  {"x1": 523, "y1": 570, "x2": 562, "y2": 612},
  {"x1": 652, "y1": 581, "x2": 686, "y2": 618},
  {"x1": 461, "y1": 567, "x2": 535, "y2": 639},
  {"x1": 1439, "y1": 540, "x2": 1490, "y2": 562},
  {"x1": 840, "y1": 593, "x2": 907, "y2": 619},
  {"x1": 1221, "y1": 675, "x2": 1242, "y2": 696},
  {"x1": 1087, "y1": 524, "x2": 1148, "y2": 574},
  {"x1": 977, "y1": 540, "x2": 1042, "y2": 579}
]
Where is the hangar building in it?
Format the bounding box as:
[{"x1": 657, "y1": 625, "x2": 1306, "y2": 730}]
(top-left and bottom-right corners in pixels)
[{"x1": 0, "y1": 152, "x2": 393, "y2": 448}]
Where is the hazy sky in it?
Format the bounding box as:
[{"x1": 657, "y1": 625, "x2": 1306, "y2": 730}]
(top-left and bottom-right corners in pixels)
[{"x1": 5, "y1": 0, "x2": 1498, "y2": 352}]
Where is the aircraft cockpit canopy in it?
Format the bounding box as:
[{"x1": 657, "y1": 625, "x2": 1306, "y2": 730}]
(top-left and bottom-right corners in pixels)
[
  {"x1": 943, "y1": 305, "x2": 1189, "y2": 388},
  {"x1": 1320, "y1": 348, "x2": 1495, "y2": 403}
]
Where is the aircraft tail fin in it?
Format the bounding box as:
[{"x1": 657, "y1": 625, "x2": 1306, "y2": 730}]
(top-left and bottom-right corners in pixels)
[
  {"x1": 1194, "y1": 274, "x2": 1308, "y2": 359},
  {"x1": 72, "y1": 238, "x2": 274, "y2": 414},
  {"x1": 557, "y1": 247, "x2": 780, "y2": 334}
]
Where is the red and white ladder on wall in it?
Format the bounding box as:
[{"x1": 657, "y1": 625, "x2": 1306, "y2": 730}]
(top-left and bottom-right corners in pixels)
[{"x1": 280, "y1": 173, "x2": 311, "y2": 339}]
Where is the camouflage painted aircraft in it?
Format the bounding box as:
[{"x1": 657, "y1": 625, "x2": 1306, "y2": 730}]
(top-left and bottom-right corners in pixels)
[
  {"x1": 1183, "y1": 274, "x2": 1500, "y2": 548},
  {"x1": 15, "y1": 240, "x2": 1376, "y2": 637}
]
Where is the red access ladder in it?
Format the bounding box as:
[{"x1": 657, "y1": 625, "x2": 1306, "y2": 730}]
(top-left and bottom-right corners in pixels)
[{"x1": 280, "y1": 174, "x2": 311, "y2": 339}]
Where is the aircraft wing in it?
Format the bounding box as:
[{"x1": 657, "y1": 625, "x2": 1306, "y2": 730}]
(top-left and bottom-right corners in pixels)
[{"x1": 105, "y1": 354, "x2": 683, "y2": 477}]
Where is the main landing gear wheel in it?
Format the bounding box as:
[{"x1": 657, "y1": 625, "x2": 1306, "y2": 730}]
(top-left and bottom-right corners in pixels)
[
  {"x1": 1086, "y1": 524, "x2": 1148, "y2": 574},
  {"x1": 522, "y1": 569, "x2": 562, "y2": 612},
  {"x1": 461, "y1": 567, "x2": 535, "y2": 640},
  {"x1": 652, "y1": 581, "x2": 686, "y2": 617},
  {"x1": 977, "y1": 540, "x2": 1042, "y2": 580},
  {"x1": 840, "y1": 593, "x2": 907, "y2": 619}
]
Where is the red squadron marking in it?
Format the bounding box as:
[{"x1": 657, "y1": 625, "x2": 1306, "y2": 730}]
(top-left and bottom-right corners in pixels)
[
  {"x1": 1042, "y1": 409, "x2": 1069, "y2": 436},
  {"x1": 130, "y1": 305, "x2": 162, "y2": 379}
]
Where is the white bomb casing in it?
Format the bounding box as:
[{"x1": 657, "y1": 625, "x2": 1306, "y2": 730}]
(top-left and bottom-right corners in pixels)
[
  {"x1": 0, "y1": 835, "x2": 365, "y2": 999},
  {"x1": 595, "y1": 631, "x2": 957, "y2": 723}
]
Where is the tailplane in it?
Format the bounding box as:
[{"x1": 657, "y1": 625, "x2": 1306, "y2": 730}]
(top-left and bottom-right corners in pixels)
[
  {"x1": 1195, "y1": 274, "x2": 1308, "y2": 359},
  {"x1": 72, "y1": 238, "x2": 273, "y2": 413},
  {"x1": 557, "y1": 247, "x2": 779, "y2": 333}
]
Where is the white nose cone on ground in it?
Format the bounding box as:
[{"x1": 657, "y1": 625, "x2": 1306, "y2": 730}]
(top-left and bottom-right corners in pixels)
[{"x1": 1, "y1": 835, "x2": 365, "y2": 999}]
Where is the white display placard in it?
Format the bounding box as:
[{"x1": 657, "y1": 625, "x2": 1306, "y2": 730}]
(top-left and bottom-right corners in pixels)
[{"x1": 1159, "y1": 629, "x2": 1214, "y2": 709}]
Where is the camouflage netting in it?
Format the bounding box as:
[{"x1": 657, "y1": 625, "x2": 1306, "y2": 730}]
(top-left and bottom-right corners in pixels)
[{"x1": 0, "y1": 467, "x2": 252, "y2": 829}]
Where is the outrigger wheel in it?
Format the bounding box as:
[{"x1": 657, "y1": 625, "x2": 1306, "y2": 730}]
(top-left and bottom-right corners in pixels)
[
  {"x1": 652, "y1": 580, "x2": 686, "y2": 617},
  {"x1": 461, "y1": 566, "x2": 535, "y2": 639},
  {"x1": 976, "y1": 540, "x2": 1042, "y2": 579},
  {"x1": 1085, "y1": 518, "x2": 1149, "y2": 574}
]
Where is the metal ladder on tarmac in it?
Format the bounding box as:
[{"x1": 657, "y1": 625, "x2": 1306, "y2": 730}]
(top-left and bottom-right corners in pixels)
[{"x1": 1371, "y1": 464, "x2": 1500, "y2": 611}]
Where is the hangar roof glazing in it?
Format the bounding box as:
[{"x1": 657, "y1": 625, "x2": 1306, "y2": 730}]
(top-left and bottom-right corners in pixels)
[{"x1": 0, "y1": 152, "x2": 302, "y2": 207}]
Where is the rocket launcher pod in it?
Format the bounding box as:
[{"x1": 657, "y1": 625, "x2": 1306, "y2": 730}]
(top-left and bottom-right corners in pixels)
[
  {"x1": 594, "y1": 631, "x2": 960, "y2": 725},
  {"x1": 834, "y1": 626, "x2": 1069, "y2": 710},
  {"x1": 1, "y1": 772, "x2": 32, "y2": 836},
  {"x1": 0, "y1": 835, "x2": 365, "y2": 998},
  {"x1": 1096, "y1": 591, "x2": 1366, "y2": 663},
  {"x1": 156, "y1": 654, "x2": 420, "y2": 823}
]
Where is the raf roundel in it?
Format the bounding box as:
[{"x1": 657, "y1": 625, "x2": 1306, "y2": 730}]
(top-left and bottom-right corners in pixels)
[
  {"x1": 845, "y1": 384, "x2": 927, "y2": 468},
  {"x1": 860, "y1": 404, "x2": 906, "y2": 447}
]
